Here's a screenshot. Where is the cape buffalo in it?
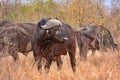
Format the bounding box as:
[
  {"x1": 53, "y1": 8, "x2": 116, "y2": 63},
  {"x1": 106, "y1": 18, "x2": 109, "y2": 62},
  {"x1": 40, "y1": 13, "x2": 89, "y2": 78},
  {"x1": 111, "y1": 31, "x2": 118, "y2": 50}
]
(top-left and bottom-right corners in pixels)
[
  {"x1": 88, "y1": 25, "x2": 118, "y2": 51},
  {"x1": 75, "y1": 25, "x2": 118, "y2": 60},
  {"x1": 32, "y1": 18, "x2": 76, "y2": 72},
  {"x1": 0, "y1": 20, "x2": 36, "y2": 61},
  {"x1": 98, "y1": 27, "x2": 118, "y2": 51},
  {"x1": 75, "y1": 26, "x2": 99, "y2": 60}
]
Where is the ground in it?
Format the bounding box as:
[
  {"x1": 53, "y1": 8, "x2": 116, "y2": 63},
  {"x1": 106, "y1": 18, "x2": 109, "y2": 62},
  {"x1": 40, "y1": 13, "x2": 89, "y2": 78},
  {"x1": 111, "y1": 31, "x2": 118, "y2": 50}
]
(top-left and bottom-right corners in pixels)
[{"x1": 0, "y1": 47, "x2": 120, "y2": 80}]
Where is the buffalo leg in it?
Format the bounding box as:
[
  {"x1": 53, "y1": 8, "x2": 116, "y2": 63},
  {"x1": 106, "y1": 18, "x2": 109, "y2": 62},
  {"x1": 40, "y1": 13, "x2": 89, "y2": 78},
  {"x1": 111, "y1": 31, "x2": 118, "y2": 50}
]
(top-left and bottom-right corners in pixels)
[
  {"x1": 44, "y1": 55, "x2": 53, "y2": 73},
  {"x1": 80, "y1": 46, "x2": 86, "y2": 59},
  {"x1": 32, "y1": 43, "x2": 41, "y2": 62},
  {"x1": 7, "y1": 44, "x2": 19, "y2": 61},
  {"x1": 80, "y1": 45, "x2": 88, "y2": 61},
  {"x1": 37, "y1": 57, "x2": 42, "y2": 73},
  {"x1": 92, "y1": 49, "x2": 96, "y2": 56},
  {"x1": 68, "y1": 51, "x2": 76, "y2": 72},
  {"x1": 11, "y1": 48, "x2": 19, "y2": 61},
  {"x1": 11, "y1": 52, "x2": 19, "y2": 61},
  {"x1": 33, "y1": 51, "x2": 38, "y2": 62},
  {"x1": 33, "y1": 49, "x2": 42, "y2": 72},
  {"x1": 56, "y1": 56, "x2": 63, "y2": 70}
]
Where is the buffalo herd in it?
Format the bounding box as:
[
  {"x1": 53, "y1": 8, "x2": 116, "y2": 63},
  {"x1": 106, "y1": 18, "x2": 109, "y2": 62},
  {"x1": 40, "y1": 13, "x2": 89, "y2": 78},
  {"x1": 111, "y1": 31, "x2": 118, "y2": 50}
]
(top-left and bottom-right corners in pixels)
[{"x1": 0, "y1": 18, "x2": 118, "y2": 73}]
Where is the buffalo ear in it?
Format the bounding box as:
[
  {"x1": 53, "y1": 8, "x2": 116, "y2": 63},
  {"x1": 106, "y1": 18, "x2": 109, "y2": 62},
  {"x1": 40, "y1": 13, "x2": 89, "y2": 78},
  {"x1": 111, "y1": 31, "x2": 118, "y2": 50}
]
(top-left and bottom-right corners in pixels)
[{"x1": 37, "y1": 18, "x2": 49, "y2": 28}]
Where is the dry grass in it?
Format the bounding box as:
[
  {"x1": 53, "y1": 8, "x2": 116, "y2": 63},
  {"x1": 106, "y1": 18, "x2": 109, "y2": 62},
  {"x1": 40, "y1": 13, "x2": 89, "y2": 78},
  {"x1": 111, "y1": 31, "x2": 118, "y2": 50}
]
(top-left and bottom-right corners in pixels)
[{"x1": 0, "y1": 49, "x2": 120, "y2": 80}]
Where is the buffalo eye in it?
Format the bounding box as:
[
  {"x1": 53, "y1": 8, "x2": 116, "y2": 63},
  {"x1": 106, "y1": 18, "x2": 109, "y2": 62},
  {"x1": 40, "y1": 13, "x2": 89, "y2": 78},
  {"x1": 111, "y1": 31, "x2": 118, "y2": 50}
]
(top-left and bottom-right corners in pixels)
[{"x1": 53, "y1": 26, "x2": 60, "y2": 31}]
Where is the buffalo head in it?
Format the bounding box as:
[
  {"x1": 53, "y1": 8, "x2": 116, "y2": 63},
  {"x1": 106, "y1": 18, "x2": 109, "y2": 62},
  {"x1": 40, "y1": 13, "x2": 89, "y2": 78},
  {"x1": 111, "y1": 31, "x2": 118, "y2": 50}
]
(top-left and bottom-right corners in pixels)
[{"x1": 38, "y1": 18, "x2": 68, "y2": 43}]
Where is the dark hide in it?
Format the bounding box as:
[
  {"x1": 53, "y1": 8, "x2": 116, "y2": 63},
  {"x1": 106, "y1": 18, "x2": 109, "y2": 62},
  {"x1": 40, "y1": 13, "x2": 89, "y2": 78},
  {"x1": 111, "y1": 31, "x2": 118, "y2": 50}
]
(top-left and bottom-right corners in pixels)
[
  {"x1": 0, "y1": 20, "x2": 12, "y2": 28},
  {"x1": 93, "y1": 26, "x2": 118, "y2": 51},
  {"x1": 75, "y1": 25, "x2": 118, "y2": 60},
  {"x1": 32, "y1": 18, "x2": 76, "y2": 72},
  {"x1": 0, "y1": 21, "x2": 36, "y2": 61},
  {"x1": 75, "y1": 28, "x2": 99, "y2": 60}
]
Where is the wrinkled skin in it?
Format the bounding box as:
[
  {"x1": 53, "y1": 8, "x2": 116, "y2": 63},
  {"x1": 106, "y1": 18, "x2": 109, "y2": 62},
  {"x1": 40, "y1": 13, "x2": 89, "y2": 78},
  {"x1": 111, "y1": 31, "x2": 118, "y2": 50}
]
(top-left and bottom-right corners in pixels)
[
  {"x1": 79, "y1": 25, "x2": 118, "y2": 51},
  {"x1": 75, "y1": 30, "x2": 99, "y2": 60},
  {"x1": 91, "y1": 25, "x2": 118, "y2": 51},
  {"x1": 0, "y1": 20, "x2": 36, "y2": 61},
  {"x1": 75, "y1": 25, "x2": 118, "y2": 60},
  {"x1": 32, "y1": 18, "x2": 76, "y2": 73}
]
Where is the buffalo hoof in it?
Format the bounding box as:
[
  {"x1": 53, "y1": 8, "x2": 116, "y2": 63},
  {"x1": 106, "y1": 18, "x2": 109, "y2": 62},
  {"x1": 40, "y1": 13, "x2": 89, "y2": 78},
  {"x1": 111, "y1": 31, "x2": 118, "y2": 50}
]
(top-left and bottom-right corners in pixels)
[{"x1": 72, "y1": 66, "x2": 76, "y2": 72}]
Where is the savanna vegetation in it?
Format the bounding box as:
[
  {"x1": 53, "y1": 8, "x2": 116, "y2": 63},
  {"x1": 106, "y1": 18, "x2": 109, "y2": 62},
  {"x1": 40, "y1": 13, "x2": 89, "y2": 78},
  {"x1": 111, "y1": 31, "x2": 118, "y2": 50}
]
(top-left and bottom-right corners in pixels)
[
  {"x1": 0, "y1": 0, "x2": 120, "y2": 40},
  {"x1": 0, "y1": 0, "x2": 120, "y2": 80}
]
